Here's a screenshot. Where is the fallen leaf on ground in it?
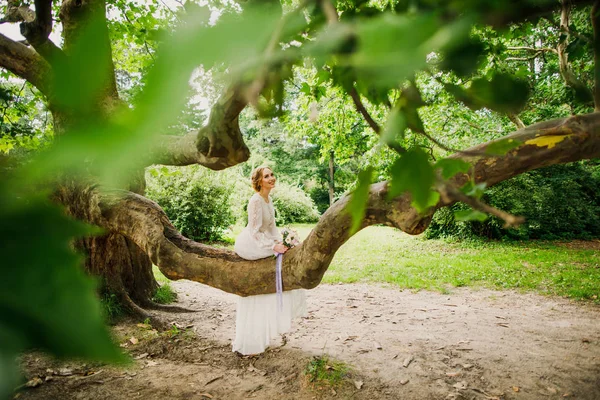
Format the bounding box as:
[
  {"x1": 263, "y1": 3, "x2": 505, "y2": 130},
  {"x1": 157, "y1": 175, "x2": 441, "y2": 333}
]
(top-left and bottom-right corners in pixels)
[
  {"x1": 129, "y1": 337, "x2": 138, "y2": 345},
  {"x1": 354, "y1": 380, "x2": 363, "y2": 390},
  {"x1": 512, "y1": 386, "x2": 520, "y2": 392}
]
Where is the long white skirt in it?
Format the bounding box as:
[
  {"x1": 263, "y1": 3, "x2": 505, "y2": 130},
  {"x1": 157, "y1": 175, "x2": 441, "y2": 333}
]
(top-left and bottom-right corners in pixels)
[{"x1": 232, "y1": 289, "x2": 306, "y2": 355}]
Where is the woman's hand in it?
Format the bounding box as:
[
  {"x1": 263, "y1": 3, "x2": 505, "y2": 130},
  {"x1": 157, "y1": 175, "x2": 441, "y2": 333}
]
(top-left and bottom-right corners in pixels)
[{"x1": 273, "y1": 243, "x2": 288, "y2": 254}]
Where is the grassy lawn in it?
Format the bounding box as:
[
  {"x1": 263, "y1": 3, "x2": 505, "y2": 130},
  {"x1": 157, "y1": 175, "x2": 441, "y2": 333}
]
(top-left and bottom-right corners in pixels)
[{"x1": 289, "y1": 224, "x2": 600, "y2": 302}]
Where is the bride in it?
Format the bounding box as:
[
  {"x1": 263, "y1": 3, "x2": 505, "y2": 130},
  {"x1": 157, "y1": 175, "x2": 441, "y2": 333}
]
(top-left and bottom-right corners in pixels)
[{"x1": 233, "y1": 166, "x2": 306, "y2": 355}]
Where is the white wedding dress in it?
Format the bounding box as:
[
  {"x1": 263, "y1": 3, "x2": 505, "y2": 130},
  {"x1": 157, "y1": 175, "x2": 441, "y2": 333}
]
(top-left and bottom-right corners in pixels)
[{"x1": 233, "y1": 193, "x2": 306, "y2": 355}]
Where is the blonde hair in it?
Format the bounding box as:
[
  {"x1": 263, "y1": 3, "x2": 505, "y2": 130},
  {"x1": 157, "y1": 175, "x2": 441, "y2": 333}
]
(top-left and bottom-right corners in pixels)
[{"x1": 251, "y1": 166, "x2": 271, "y2": 192}]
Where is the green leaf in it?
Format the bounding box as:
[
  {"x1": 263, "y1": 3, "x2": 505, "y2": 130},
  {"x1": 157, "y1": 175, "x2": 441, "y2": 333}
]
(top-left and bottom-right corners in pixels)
[
  {"x1": 485, "y1": 138, "x2": 521, "y2": 155},
  {"x1": 454, "y1": 209, "x2": 488, "y2": 222},
  {"x1": 0, "y1": 192, "x2": 126, "y2": 397},
  {"x1": 460, "y1": 181, "x2": 487, "y2": 199},
  {"x1": 435, "y1": 158, "x2": 471, "y2": 180},
  {"x1": 440, "y1": 37, "x2": 485, "y2": 77},
  {"x1": 300, "y1": 82, "x2": 311, "y2": 95},
  {"x1": 315, "y1": 69, "x2": 331, "y2": 84},
  {"x1": 468, "y1": 73, "x2": 530, "y2": 114},
  {"x1": 345, "y1": 167, "x2": 373, "y2": 235},
  {"x1": 412, "y1": 190, "x2": 440, "y2": 211},
  {"x1": 351, "y1": 13, "x2": 439, "y2": 88},
  {"x1": 381, "y1": 108, "x2": 406, "y2": 144},
  {"x1": 387, "y1": 148, "x2": 435, "y2": 212}
]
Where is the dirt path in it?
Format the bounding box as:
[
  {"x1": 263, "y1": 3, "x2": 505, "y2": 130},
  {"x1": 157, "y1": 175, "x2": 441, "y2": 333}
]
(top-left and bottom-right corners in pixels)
[{"x1": 18, "y1": 282, "x2": 600, "y2": 400}]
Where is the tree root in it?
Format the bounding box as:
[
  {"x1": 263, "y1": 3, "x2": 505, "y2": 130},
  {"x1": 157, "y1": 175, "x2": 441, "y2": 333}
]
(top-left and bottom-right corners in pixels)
[{"x1": 143, "y1": 302, "x2": 196, "y2": 313}]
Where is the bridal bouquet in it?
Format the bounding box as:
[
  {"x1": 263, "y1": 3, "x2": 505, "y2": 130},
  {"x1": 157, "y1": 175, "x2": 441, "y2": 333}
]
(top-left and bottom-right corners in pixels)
[{"x1": 280, "y1": 227, "x2": 301, "y2": 249}]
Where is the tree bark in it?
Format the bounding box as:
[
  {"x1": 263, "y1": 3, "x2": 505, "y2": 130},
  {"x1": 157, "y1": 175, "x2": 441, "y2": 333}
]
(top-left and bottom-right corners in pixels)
[
  {"x1": 93, "y1": 113, "x2": 600, "y2": 297},
  {"x1": 558, "y1": 0, "x2": 595, "y2": 105}
]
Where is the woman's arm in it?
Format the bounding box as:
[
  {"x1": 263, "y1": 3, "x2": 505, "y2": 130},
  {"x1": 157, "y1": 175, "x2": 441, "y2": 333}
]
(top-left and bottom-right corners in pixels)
[{"x1": 248, "y1": 197, "x2": 278, "y2": 252}]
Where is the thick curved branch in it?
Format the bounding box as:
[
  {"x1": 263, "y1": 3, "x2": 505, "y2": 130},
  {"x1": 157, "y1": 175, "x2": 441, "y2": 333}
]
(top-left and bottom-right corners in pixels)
[
  {"x1": 2, "y1": 0, "x2": 65, "y2": 66},
  {"x1": 0, "y1": 33, "x2": 52, "y2": 96},
  {"x1": 149, "y1": 85, "x2": 250, "y2": 169},
  {"x1": 558, "y1": 0, "x2": 594, "y2": 105},
  {"x1": 96, "y1": 112, "x2": 600, "y2": 297}
]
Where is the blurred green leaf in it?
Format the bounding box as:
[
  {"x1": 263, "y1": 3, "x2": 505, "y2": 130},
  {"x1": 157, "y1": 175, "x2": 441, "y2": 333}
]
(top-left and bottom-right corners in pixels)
[
  {"x1": 440, "y1": 37, "x2": 486, "y2": 77},
  {"x1": 469, "y1": 73, "x2": 530, "y2": 114},
  {"x1": 446, "y1": 73, "x2": 529, "y2": 114},
  {"x1": 485, "y1": 138, "x2": 521, "y2": 155},
  {"x1": 461, "y1": 181, "x2": 487, "y2": 199},
  {"x1": 346, "y1": 167, "x2": 373, "y2": 235},
  {"x1": 53, "y1": 15, "x2": 113, "y2": 116},
  {"x1": 381, "y1": 108, "x2": 406, "y2": 144},
  {"x1": 387, "y1": 148, "x2": 435, "y2": 211},
  {"x1": 0, "y1": 190, "x2": 127, "y2": 397},
  {"x1": 352, "y1": 13, "x2": 439, "y2": 88},
  {"x1": 435, "y1": 158, "x2": 472, "y2": 179},
  {"x1": 454, "y1": 209, "x2": 488, "y2": 222}
]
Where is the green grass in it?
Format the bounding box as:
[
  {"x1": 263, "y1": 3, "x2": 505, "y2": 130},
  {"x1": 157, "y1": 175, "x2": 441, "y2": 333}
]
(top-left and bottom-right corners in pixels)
[
  {"x1": 304, "y1": 355, "x2": 350, "y2": 387},
  {"x1": 100, "y1": 292, "x2": 124, "y2": 322},
  {"x1": 293, "y1": 225, "x2": 600, "y2": 302},
  {"x1": 152, "y1": 266, "x2": 177, "y2": 304}
]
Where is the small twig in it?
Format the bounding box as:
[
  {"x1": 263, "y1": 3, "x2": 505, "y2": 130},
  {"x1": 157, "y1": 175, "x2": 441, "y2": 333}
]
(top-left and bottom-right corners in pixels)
[
  {"x1": 348, "y1": 87, "x2": 380, "y2": 133},
  {"x1": 439, "y1": 181, "x2": 525, "y2": 228},
  {"x1": 320, "y1": 0, "x2": 339, "y2": 24},
  {"x1": 506, "y1": 46, "x2": 557, "y2": 54}
]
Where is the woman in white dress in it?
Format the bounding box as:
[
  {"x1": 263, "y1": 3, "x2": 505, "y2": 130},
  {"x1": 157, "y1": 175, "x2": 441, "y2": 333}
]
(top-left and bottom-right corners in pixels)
[{"x1": 233, "y1": 166, "x2": 306, "y2": 355}]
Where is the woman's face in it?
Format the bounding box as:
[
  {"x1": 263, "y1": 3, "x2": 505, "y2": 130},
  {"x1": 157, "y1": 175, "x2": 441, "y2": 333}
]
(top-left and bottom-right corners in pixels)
[{"x1": 261, "y1": 168, "x2": 276, "y2": 190}]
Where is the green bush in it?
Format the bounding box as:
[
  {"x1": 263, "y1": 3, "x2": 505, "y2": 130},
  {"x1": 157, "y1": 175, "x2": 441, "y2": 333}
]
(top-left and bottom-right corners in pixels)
[
  {"x1": 426, "y1": 162, "x2": 600, "y2": 240},
  {"x1": 272, "y1": 182, "x2": 321, "y2": 225},
  {"x1": 145, "y1": 165, "x2": 235, "y2": 242}
]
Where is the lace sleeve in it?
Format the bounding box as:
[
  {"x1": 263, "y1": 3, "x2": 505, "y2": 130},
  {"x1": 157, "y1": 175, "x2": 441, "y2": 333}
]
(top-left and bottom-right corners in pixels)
[{"x1": 248, "y1": 197, "x2": 277, "y2": 252}]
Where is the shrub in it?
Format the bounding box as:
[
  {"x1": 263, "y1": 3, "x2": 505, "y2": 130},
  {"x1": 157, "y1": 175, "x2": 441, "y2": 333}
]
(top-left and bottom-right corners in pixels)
[
  {"x1": 272, "y1": 182, "x2": 321, "y2": 225},
  {"x1": 145, "y1": 165, "x2": 235, "y2": 242},
  {"x1": 426, "y1": 162, "x2": 600, "y2": 240}
]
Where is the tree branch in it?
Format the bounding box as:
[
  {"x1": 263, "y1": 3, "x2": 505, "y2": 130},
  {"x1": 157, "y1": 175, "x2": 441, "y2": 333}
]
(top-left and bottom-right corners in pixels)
[
  {"x1": 506, "y1": 46, "x2": 557, "y2": 54},
  {"x1": 1, "y1": 0, "x2": 35, "y2": 24},
  {"x1": 558, "y1": 0, "x2": 594, "y2": 105},
  {"x1": 0, "y1": 33, "x2": 52, "y2": 96},
  {"x1": 95, "y1": 112, "x2": 600, "y2": 296},
  {"x1": 347, "y1": 86, "x2": 406, "y2": 155},
  {"x1": 148, "y1": 85, "x2": 250, "y2": 169},
  {"x1": 507, "y1": 113, "x2": 526, "y2": 129},
  {"x1": 2, "y1": 0, "x2": 65, "y2": 66}
]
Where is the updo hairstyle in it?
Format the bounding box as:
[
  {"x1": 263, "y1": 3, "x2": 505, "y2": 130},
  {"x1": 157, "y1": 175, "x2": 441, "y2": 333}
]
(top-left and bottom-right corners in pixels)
[{"x1": 251, "y1": 166, "x2": 270, "y2": 192}]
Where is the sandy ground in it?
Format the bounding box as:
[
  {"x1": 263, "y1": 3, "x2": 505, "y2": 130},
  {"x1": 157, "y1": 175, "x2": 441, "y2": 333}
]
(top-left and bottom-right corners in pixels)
[{"x1": 17, "y1": 282, "x2": 600, "y2": 400}]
